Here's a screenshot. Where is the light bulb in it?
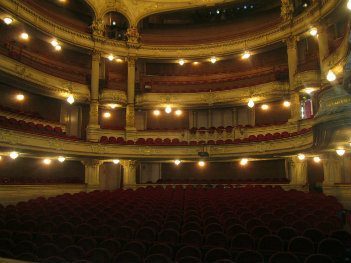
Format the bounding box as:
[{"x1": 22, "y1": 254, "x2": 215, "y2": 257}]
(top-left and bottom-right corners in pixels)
[
  {"x1": 309, "y1": 28, "x2": 318, "y2": 36},
  {"x1": 116, "y1": 58, "x2": 123, "y2": 63},
  {"x1": 248, "y1": 99, "x2": 255, "y2": 108},
  {"x1": 10, "y1": 151, "x2": 19, "y2": 159},
  {"x1": 336, "y1": 149, "x2": 346, "y2": 156},
  {"x1": 313, "y1": 156, "x2": 321, "y2": 163},
  {"x1": 240, "y1": 158, "x2": 249, "y2": 166},
  {"x1": 175, "y1": 110, "x2": 182, "y2": 116},
  {"x1": 43, "y1": 159, "x2": 51, "y2": 165},
  {"x1": 58, "y1": 156, "x2": 66, "y2": 163},
  {"x1": 108, "y1": 54, "x2": 114, "y2": 61},
  {"x1": 297, "y1": 154, "x2": 305, "y2": 160},
  {"x1": 103, "y1": 112, "x2": 111, "y2": 118},
  {"x1": 174, "y1": 160, "x2": 181, "y2": 165},
  {"x1": 113, "y1": 159, "x2": 120, "y2": 164},
  {"x1": 261, "y1": 104, "x2": 269, "y2": 110},
  {"x1": 198, "y1": 161, "x2": 205, "y2": 167},
  {"x1": 165, "y1": 106, "x2": 172, "y2": 114},
  {"x1": 153, "y1": 110, "x2": 160, "y2": 116},
  {"x1": 16, "y1": 94, "x2": 24, "y2": 101},
  {"x1": 67, "y1": 95, "x2": 75, "y2": 104},
  {"x1": 20, "y1": 32, "x2": 29, "y2": 40},
  {"x1": 242, "y1": 51, "x2": 251, "y2": 59},
  {"x1": 283, "y1": 100, "x2": 291, "y2": 107},
  {"x1": 327, "y1": 70, "x2": 336, "y2": 82},
  {"x1": 50, "y1": 39, "x2": 58, "y2": 47},
  {"x1": 109, "y1": 104, "x2": 118, "y2": 109},
  {"x1": 178, "y1": 59, "x2": 185, "y2": 66},
  {"x1": 3, "y1": 17, "x2": 13, "y2": 25},
  {"x1": 348, "y1": 0, "x2": 351, "y2": 10},
  {"x1": 55, "y1": 45, "x2": 62, "y2": 51},
  {"x1": 210, "y1": 57, "x2": 217, "y2": 64}
]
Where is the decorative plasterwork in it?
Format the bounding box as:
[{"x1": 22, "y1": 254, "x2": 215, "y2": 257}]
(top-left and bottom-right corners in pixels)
[
  {"x1": 0, "y1": 53, "x2": 90, "y2": 102},
  {"x1": 0, "y1": 0, "x2": 341, "y2": 59},
  {"x1": 0, "y1": 128, "x2": 313, "y2": 159},
  {"x1": 100, "y1": 89, "x2": 127, "y2": 105},
  {"x1": 136, "y1": 81, "x2": 290, "y2": 107}
]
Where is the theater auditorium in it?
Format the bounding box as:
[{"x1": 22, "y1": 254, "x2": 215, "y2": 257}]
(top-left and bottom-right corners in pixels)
[{"x1": 0, "y1": 0, "x2": 350, "y2": 262}]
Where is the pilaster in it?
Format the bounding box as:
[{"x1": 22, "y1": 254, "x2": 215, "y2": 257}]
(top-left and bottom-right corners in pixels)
[
  {"x1": 126, "y1": 56, "x2": 137, "y2": 131},
  {"x1": 317, "y1": 23, "x2": 329, "y2": 76},
  {"x1": 289, "y1": 92, "x2": 301, "y2": 121},
  {"x1": 82, "y1": 159, "x2": 102, "y2": 190},
  {"x1": 323, "y1": 153, "x2": 344, "y2": 186},
  {"x1": 121, "y1": 160, "x2": 138, "y2": 187},
  {"x1": 286, "y1": 35, "x2": 298, "y2": 88},
  {"x1": 288, "y1": 156, "x2": 307, "y2": 186}
]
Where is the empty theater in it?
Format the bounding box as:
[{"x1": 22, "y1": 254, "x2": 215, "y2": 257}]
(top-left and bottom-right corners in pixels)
[{"x1": 0, "y1": 0, "x2": 351, "y2": 262}]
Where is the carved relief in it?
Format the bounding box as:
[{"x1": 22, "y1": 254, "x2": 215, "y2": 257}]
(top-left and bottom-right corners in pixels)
[
  {"x1": 91, "y1": 19, "x2": 105, "y2": 37},
  {"x1": 281, "y1": 0, "x2": 294, "y2": 22},
  {"x1": 126, "y1": 27, "x2": 141, "y2": 48}
]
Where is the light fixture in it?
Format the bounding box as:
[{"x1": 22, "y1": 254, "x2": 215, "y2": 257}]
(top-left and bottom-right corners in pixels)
[
  {"x1": 327, "y1": 70, "x2": 336, "y2": 82},
  {"x1": 103, "y1": 112, "x2": 111, "y2": 118},
  {"x1": 283, "y1": 100, "x2": 291, "y2": 107},
  {"x1": 336, "y1": 149, "x2": 346, "y2": 156},
  {"x1": 309, "y1": 27, "x2": 318, "y2": 36},
  {"x1": 248, "y1": 99, "x2": 255, "y2": 108},
  {"x1": 112, "y1": 21, "x2": 116, "y2": 26},
  {"x1": 348, "y1": 0, "x2": 351, "y2": 10},
  {"x1": 165, "y1": 106, "x2": 172, "y2": 114},
  {"x1": 113, "y1": 159, "x2": 120, "y2": 164},
  {"x1": 0, "y1": 156, "x2": 2, "y2": 161},
  {"x1": 174, "y1": 160, "x2": 181, "y2": 165},
  {"x1": 43, "y1": 159, "x2": 52, "y2": 165},
  {"x1": 20, "y1": 32, "x2": 29, "y2": 40},
  {"x1": 16, "y1": 94, "x2": 25, "y2": 101},
  {"x1": 240, "y1": 158, "x2": 249, "y2": 166},
  {"x1": 58, "y1": 156, "x2": 66, "y2": 163},
  {"x1": 178, "y1": 59, "x2": 185, "y2": 66},
  {"x1": 108, "y1": 104, "x2": 119, "y2": 109},
  {"x1": 116, "y1": 58, "x2": 123, "y2": 63},
  {"x1": 242, "y1": 51, "x2": 251, "y2": 59},
  {"x1": 54, "y1": 45, "x2": 62, "y2": 51},
  {"x1": 193, "y1": 62, "x2": 199, "y2": 65},
  {"x1": 297, "y1": 153, "x2": 305, "y2": 160},
  {"x1": 210, "y1": 57, "x2": 217, "y2": 64},
  {"x1": 50, "y1": 39, "x2": 59, "y2": 47},
  {"x1": 304, "y1": 88, "x2": 315, "y2": 94},
  {"x1": 3, "y1": 17, "x2": 13, "y2": 25},
  {"x1": 313, "y1": 156, "x2": 321, "y2": 163},
  {"x1": 108, "y1": 54, "x2": 114, "y2": 61},
  {"x1": 153, "y1": 110, "x2": 160, "y2": 116},
  {"x1": 198, "y1": 160, "x2": 205, "y2": 167},
  {"x1": 261, "y1": 104, "x2": 269, "y2": 110},
  {"x1": 67, "y1": 95, "x2": 75, "y2": 104},
  {"x1": 175, "y1": 110, "x2": 182, "y2": 116},
  {"x1": 9, "y1": 151, "x2": 19, "y2": 160}
]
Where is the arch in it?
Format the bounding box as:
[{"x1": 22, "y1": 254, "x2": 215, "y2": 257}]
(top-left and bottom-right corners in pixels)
[
  {"x1": 100, "y1": 8, "x2": 133, "y2": 27},
  {"x1": 103, "y1": 11, "x2": 130, "y2": 41},
  {"x1": 82, "y1": 0, "x2": 98, "y2": 20}
]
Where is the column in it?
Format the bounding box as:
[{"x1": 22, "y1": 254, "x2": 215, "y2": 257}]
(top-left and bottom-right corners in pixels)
[
  {"x1": 323, "y1": 154, "x2": 343, "y2": 186},
  {"x1": 126, "y1": 56, "x2": 136, "y2": 131},
  {"x1": 317, "y1": 23, "x2": 329, "y2": 76},
  {"x1": 121, "y1": 160, "x2": 137, "y2": 186},
  {"x1": 288, "y1": 156, "x2": 307, "y2": 186},
  {"x1": 207, "y1": 109, "x2": 212, "y2": 128},
  {"x1": 83, "y1": 159, "x2": 102, "y2": 190},
  {"x1": 287, "y1": 36, "x2": 298, "y2": 88},
  {"x1": 232, "y1": 108, "x2": 238, "y2": 126},
  {"x1": 88, "y1": 50, "x2": 101, "y2": 128},
  {"x1": 248, "y1": 108, "x2": 255, "y2": 126},
  {"x1": 289, "y1": 92, "x2": 301, "y2": 121}
]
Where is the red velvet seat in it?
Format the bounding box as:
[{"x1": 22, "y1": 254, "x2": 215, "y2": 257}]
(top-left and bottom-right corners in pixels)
[{"x1": 108, "y1": 137, "x2": 117, "y2": 144}]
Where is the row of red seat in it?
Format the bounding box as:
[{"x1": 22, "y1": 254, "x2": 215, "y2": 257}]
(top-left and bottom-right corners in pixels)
[
  {"x1": 0, "y1": 105, "x2": 43, "y2": 120},
  {"x1": 0, "y1": 116, "x2": 80, "y2": 141},
  {"x1": 189, "y1": 123, "x2": 288, "y2": 134},
  {"x1": 100, "y1": 128, "x2": 312, "y2": 145}
]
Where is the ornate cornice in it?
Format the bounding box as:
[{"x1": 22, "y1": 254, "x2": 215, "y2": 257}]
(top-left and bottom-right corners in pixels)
[{"x1": 0, "y1": 0, "x2": 341, "y2": 59}]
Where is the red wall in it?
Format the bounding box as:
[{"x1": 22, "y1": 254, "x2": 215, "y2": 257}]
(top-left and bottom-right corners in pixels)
[
  {"x1": 146, "y1": 110, "x2": 189, "y2": 130},
  {"x1": 255, "y1": 101, "x2": 291, "y2": 125},
  {"x1": 99, "y1": 108, "x2": 126, "y2": 130}
]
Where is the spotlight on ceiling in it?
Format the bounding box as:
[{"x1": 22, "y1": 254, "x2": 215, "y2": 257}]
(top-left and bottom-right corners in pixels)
[
  {"x1": 327, "y1": 70, "x2": 336, "y2": 82},
  {"x1": 297, "y1": 153, "x2": 305, "y2": 160},
  {"x1": 113, "y1": 159, "x2": 120, "y2": 164},
  {"x1": 165, "y1": 106, "x2": 172, "y2": 114},
  {"x1": 283, "y1": 100, "x2": 291, "y2": 107},
  {"x1": 67, "y1": 95, "x2": 75, "y2": 104},
  {"x1": 108, "y1": 54, "x2": 114, "y2": 61},
  {"x1": 210, "y1": 57, "x2": 217, "y2": 64},
  {"x1": 3, "y1": 17, "x2": 13, "y2": 25},
  {"x1": 248, "y1": 99, "x2": 255, "y2": 108},
  {"x1": 313, "y1": 156, "x2": 321, "y2": 163},
  {"x1": 174, "y1": 160, "x2": 181, "y2": 165},
  {"x1": 43, "y1": 158, "x2": 52, "y2": 165},
  {"x1": 198, "y1": 160, "x2": 205, "y2": 167},
  {"x1": 54, "y1": 45, "x2": 62, "y2": 51},
  {"x1": 242, "y1": 51, "x2": 251, "y2": 59},
  {"x1": 103, "y1": 112, "x2": 111, "y2": 118},
  {"x1": 336, "y1": 149, "x2": 346, "y2": 156},
  {"x1": 153, "y1": 110, "x2": 160, "y2": 116},
  {"x1": 309, "y1": 27, "x2": 318, "y2": 36},
  {"x1": 50, "y1": 39, "x2": 59, "y2": 47},
  {"x1": 240, "y1": 158, "x2": 249, "y2": 166},
  {"x1": 58, "y1": 156, "x2": 66, "y2": 163},
  {"x1": 178, "y1": 59, "x2": 185, "y2": 66},
  {"x1": 16, "y1": 94, "x2": 25, "y2": 101},
  {"x1": 20, "y1": 32, "x2": 29, "y2": 40},
  {"x1": 261, "y1": 104, "x2": 269, "y2": 110},
  {"x1": 9, "y1": 151, "x2": 19, "y2": 160},
  {"x1": 108, "y1": 104, "x2": 119, "y2": 109},
  {"x1": 175, "y1": 110, "x2": 182, "y2": 116}
]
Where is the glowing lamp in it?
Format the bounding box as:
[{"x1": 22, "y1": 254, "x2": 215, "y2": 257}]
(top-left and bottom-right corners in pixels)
[
  {"x1": 58, "y1": 156, "x2": 66, "y2": 163},
  {"x1": 309, "y1": 28, "x2": 318, "y2": 36},
  {"x1": 178, "y1": 59, "x2": 185, "y2": 66},
  {"x1": 67, "y1": 95, "x2": 75, "y2": 104},
  {"x1": 240, "y1": 158, "x2": 249, "y2": 166},
  {"x1": 336, "y1": 149, "x2": 346, "y2": 156},
  {"x1": 313, "y1": 156, "x2": 321, "y2": 163},
  {"x1": 198, "y1": 161, "x2": 205, "y2": 167},
  {"x1": 248, "y1": 99, "x2": 255, "y2": 108},
  {"x1": 261, "y1": 104, "x2": 269, "y2": 110},
  {"x1": 175, "y1": 110, "x2": 182, "y2": 116},
  {"x1": 210, "y1": 57, "x2": 217, "y2": 64},
  {"x1": 165, "y1": 106, "x2": 172, "y2": 114},
  {"x1": 10, "y1": 151, "x2": 19, "y2": 159},
  {"x1": 327, "y1": 70, "x2": 336, "y2": 82},
  {"x1": 283, "y1": 100, "x2": 291, "y2": 107},
  {"x1": 174, "y1": 160, "x2": 181, "y2": 165},
  {"x1": 20, "y1": 32, "x2": 29, "y2": 40},
  {"x1": 108, "y1": 54, "x2": 114, "y2": 61},
  {"x1": 153, "y1": 110, "x2": 160, "y2": 116},
  {"x1": 103, "y1": 112, "x2": 111, "y2": 118},
  {"x1": 3, "y1": 17, "x2": 13, "y2": 25},
  {"x1": 297, "y1": 154, "x2": 305, "y2": 160},
  {"x1": 43, "y1": 159, "x2": 51, "y2": 165},
  {"x1": 242, "y1": 51, "x2": 251, "y2": 59},
  {"x1": 113, "y1": 159, "x2": 120, "y2": 164}
]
